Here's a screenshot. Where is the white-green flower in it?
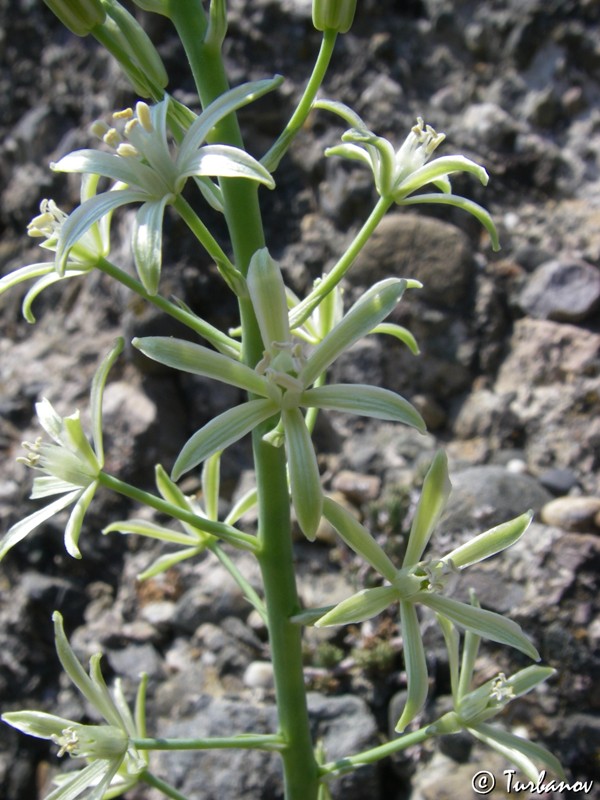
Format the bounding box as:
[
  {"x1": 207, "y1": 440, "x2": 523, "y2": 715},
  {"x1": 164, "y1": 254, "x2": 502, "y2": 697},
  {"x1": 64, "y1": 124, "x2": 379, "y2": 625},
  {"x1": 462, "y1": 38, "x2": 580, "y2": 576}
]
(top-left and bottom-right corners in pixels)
[
  {"x1": 0, "y1": 339, "x2": 122, "y2": 560},
  {"x1": 428, "y1": 610, "x2": 564, "y2": 783},
  {"x1": 316, "y1": 101, "x2": 499, "y2": 250},
  {"x1": 0, "y1": 174, "x2": 111, "y2": 323},
  {"x1": 315, "y1": 450, "x2": 539, "y2": 730},
  {"x1": 133, "y1": 248, "x2": 425, "y2": 540},
  {"x1": 2, "y1": 611, "x2": 148, "y2": 800},
  {"x1": 51, "y1": 79, "x2": 279, "y2": 294}
]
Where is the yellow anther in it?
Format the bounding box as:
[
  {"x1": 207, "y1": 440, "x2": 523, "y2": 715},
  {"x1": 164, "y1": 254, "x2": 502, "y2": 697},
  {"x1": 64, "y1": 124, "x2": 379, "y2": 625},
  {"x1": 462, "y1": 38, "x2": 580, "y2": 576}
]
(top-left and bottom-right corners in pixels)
[
  {"x1": 103, "y1": 128, "x2": 122, "y2": 148},
  {"x1": 113, "y1": 108, "x2": 134, "y2": 120},
  {"x1": 89, "y1": 120, "x2": 110, "y2": 140},
  {"x1": 135, "y1": 101, "x2": 154, "y2": 133},
  {"x1": 124, "y1": 118, "x2": 140, "y2": 136},
  {"x1": 116, "y1": 143, "x2": 140, "y2": 158}
]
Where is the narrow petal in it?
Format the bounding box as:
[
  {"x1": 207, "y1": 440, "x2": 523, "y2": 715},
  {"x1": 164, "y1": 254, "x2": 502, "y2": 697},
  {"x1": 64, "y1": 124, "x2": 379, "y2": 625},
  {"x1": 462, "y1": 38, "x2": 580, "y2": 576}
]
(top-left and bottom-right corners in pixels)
[
  {"x1": 0, "y1": 490, "x2": 81, "y2": 561},
  {"x1": 35, "y1": 397, "x2": 66, "y2": 444},
  {"x1": 395, "y1": 155, "x2": 489, "y2": 199},
  {"x1": 30, "y1": 476, "x2": 78, "y2": 499},
  {"x1": 444, "y1": 511, "x2": 533, "y2": 571},
  {"x1": 301, "y1": 384, "x2": 425, "y2": 432},
  {"x1": 323, "y1": 142, "x2": 374, "y2": 167},
  {"x1": 172, "y1": 399, "x2": 278, "y2": 480},
  {"x1": 178, "y1": 76, "x2": 283, "y2": 167},
  {"x1": 403, "y1": 450, "x2": 451, "y2": 567},
  {"x1": 201, "y1": 452, "x2": 221, "y2": 522},
  {"x1": 282, "y1": 408, "x2": 323, "y2": 541},
  {"x1": 314, "y1": 99, "x2": 368, "y2": 130},
  {"x1": 180, "y1": 145, "x2": 275, "y2": 188},
  {"x1": 132, "y1": 198, "x2": 169, "y2": 295},
  {"x1": 45, "y1": 759, "x2": 116, "y2": 800},
  {"x1": 301, "y1": 279, "x2": 407, "y2": 387},
  {"x1": 470, "y1": 723, "x2": 565, "y2": 782},
  {"x1": 395, "y1": 601, "x2": 429, "y2": 731},
  {"x1": 22, "y1": 269, "x2": 89, "y2": 324},
  {"x1": 137, "y1": 547, "x2": 202, "y2": 581},
  {"x1": 56, "y1": 189, "x2": 147, "y2": 274},
  {"x1": 2, "y1": 710, "x2": 77, "y2": 740},
  {"x1": 247, "y1": 248, "x2": 291, "y2": 347},
  {"x1": 90, "y1": 338, "x2": 124, "y2": 465},
  {"x1": 64, "y1": 480, "x2": 98, "y2": 558},
  {"x1": 435, "y1": 613, "x2": 461, "y2": 702},
  {"x1": 53, "y1": 149, "x2": 159, "y2": 193},
  {"x1": 0, "y1": 262, "x2": 55, "y2": 294},
  {"x1": 103, "y1": 519, "x2": 201, "y2": 547},
  {"x1": 400, "y1": 193, "x2": 500, "y2": 251},
  {"x1": 369, "y1": 323, "x2": 420, "y2": 355},
  {"x1": 133, "y1": 336, "x2": 269, "y2": 396},
  {"x1": 315, "y1": 585, "x2": 399, "y2": 627},
  {"x1": 322, "y1": 496, "x2": 397, "y2": 581},
  {"x1": 419, "y1": 593, "x2": 540, "y2": 661}
]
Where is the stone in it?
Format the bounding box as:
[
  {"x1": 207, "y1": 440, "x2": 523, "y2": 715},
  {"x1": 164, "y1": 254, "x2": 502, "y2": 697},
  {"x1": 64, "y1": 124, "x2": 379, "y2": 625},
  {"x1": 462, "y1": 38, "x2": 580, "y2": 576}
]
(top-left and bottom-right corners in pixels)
[
  {"x1": 541, "y1": 496, "x2": 600, "y2": 532},
  {"x1": 331, "y1": 469, "x2": 382, "y2": 504},
  {"x1": 243, "y1": 660, "x2": 274, "y2": 690},
  {"x1": 518, "y1": 258, "x2": 600, "y2": 322}
]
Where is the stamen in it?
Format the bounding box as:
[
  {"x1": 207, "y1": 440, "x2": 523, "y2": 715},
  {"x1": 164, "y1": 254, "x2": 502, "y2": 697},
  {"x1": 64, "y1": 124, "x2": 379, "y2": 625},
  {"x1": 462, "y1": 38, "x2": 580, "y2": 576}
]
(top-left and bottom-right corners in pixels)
[
  {"x1": 116, "y1": 143, "x2": 140, "y2": 158},
  {"x1": 90, "y1": 120, "x2": 110, "y2": 140},
  {"x1": 52, "y1": 727, "x2": 80, "y2": 758},
  {"x1": 490, "y1": 673, "x2": 515, "y2": 704},
  {"x1": 124, "y1": 118, "x2": 140, "y2": 136},
  {"x1": 103, "y1": 128, "x2": 122, "y2": 148},
  {"x1": 136, "y1": 101, "x2": 154, "y2": 133},
  {"x1": 113, "y1": 108, "x2": 134, "y2": 120}
]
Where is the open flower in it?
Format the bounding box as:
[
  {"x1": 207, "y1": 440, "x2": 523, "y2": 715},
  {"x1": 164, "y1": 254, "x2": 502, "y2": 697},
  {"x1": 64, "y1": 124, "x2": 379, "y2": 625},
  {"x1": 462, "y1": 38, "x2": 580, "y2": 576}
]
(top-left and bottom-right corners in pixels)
[
  {"x1": 2, "y1": 611, "x2": 148, "y2": 800},
  {"x1": 427, "y1": 608, "x2": 564, "y2": 783},
  {"x1": 133, "y1": 248, "x2": 425, "y2": 540},
  {"x1": 51, "y1": 78, "x2": 280, "y2": 294},
  {"x1": 315, "y1": 101, "x2": 499, "y2": 250},
  {"x1": 0, "y1": 339, "x2": 122, "y2": 560},
  {"x1": 314, "y1": 450, "x2": 539, "y2": 730},
  {"x1": 0, "y1": 174, "x2": 111, "y2": 323}
]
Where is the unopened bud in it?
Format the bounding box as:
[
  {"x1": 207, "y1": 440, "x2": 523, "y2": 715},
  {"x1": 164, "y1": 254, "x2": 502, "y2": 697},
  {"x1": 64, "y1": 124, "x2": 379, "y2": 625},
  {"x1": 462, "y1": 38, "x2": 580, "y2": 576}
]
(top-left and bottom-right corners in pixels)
[
  {"x1": 43, "y1": 0, "x2": 105, "y2": 36},
  {"x1": 312, "y1": 0, "x2": 357, "y2": 34}
]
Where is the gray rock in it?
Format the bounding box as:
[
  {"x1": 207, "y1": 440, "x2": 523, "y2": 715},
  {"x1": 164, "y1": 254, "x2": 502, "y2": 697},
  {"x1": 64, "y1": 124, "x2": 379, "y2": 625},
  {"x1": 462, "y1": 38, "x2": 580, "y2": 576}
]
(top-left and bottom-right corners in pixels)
[
  {"x1": 518, "y1": 258, "x2": 600, "y2": 322},
  {"x1": 541, "y1": 496, "x2": 600, "y2": 532}
]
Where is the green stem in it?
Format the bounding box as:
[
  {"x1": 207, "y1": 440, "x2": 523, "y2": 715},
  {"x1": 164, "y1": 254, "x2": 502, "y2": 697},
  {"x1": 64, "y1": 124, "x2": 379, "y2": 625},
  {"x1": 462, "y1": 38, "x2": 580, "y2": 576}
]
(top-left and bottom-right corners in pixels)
[
  {"x1": 97, "y1": 472, "x2": 258, "y2": 552},
  {"x1": 319, "y1": 725, "x2": 433, "y2": 778},
  {"x1": 133, "y1": 734, "x2": 285, "y2": 751},
  {"x1": 289, "y1": 195, "x2": 393, "y2": 328},
  {"x1": 141, "y1": 770, "x2": 191, "y2": 800},
  {"x1": 164, "y1": 5, "x2": 321, "y2": 798},
  {"x1": 97, "y1": 257, "x2": 240, "y2": 358},
  {"x1": 261, "y1": 30, "x2": 338, "y2": 172},
  {"x1": 212, "y1": 543, "x2": 268, "y2": 624}
]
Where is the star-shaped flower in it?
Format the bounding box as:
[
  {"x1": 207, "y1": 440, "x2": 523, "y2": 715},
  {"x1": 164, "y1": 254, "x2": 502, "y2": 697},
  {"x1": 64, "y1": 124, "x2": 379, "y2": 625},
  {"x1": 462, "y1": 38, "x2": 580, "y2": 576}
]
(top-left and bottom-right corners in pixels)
[
  {"x1": 51, "y1": 78, "x2": 279, "y2": 294},
  {"x1": 427, "y1": 608, "x2": 564, "y2": 783},
  {"x1": 315, "y1": 101, "x2": 499, "y2": 250},
  {"x1": 313, "y1": 451, "x2": 539, "y2": 730},
  {"x1": 0, "y1": 338, "x2": 122, "y2": 560},
  {"x1": 133, "y1": 248, "x2": 425, "y2": 540},
  {"x1": 2, "y1": 611, "x2": 148, "y2": 800}
]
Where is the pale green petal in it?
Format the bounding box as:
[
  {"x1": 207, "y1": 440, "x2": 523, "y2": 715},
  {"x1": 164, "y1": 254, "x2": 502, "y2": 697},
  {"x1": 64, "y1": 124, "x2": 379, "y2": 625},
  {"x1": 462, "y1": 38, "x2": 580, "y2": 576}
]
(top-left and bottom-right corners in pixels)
[
  {"x1": 178, "y1": 76, "x2": 283, "y2": 168},
  {"x1": 133, "y1": 336, "x2": 269, "y2": 396},
  {"x1": 90, "y1": 338, "x2": 124, "y2": 465},
  {"x1": 370, "y1": 323, "x2": 420, "y2": 355},
  {"x1": 300, "y1": 384, "x2": 426, "y2": 432},
  {"x1": 301, "y1": 279, "x2": 407, "y2": 387},
  {"x1": 444, "y1": 511, "x2": 533, "y2": 571},
  {"x1": 103, "y1": 518, "x2": 201, "y2": 547},
  {"x1": 201, "y1": 452, "x2": 221, "y2": 522},
  {"x1": 247, "y1": 248, "x2": 290, "y2": 347},
  {"x1": 322, "y1": 496, "x2": 396, "y2": 581},
  {"x1": 314, "y1": 99, "x2": 368, "y2": 130},
  {"x1": 470, "y1": 723, "x2": 565, "y2": 782},
  {"x1": 22, "y1": 269, "x2": 89, "y2": 324},
  {"x1": 315, "y1": 585, "x2": 399, "y2": 627},
  {"x1": 436, "y1": 613, "x2": 460, "y2": 701},
  {"x1": 403, "y1": 450, "x2": 451, "y2": 567},
  {"x1": 56, "y1": 189, "x2": 147, "y2": 274},
  {"x1": 224, "y1": 486, "x2": 258, "y2": 525},
  {"x1": 180, "y1": 145, "x2": 275, "y2": 188},
  {"x1": 172, "y1": 399, "x2": 278, "y2": 480},
  {"x1": 62, "y1": 413, "x2": 100, "y2": 473},
  {"x1": 323, "y1": 142, "x2": 374, "y2": 167},
  {"x1": 64, "y1": 479, "x2": 98, "y2": 558},
  {"x1": 395, "y1": 155, "x2": 489, "y2": 199},
  {"x1": 1, "y1": 710, "x2": 77, "y2": 740},
  {"x1": 282, "y1": 408, "x2": 323, "y2": 541},
  {"x1": 395, "y1": 601, "x2": 429, "y2": 732},
  {"x1": 52, "y1": 149, "x2": 161, "y2": 194},
  {"x1": 30, "y1": 476, "x2": 77, "y2": 499},
  {"x1": 418, "y1": 593, "x2": 540, "y2": 661},
  {"x1": 132, "y1": 198, "x2": 169, "y2": 295},
  {"x1": 137, "y1": 547, "x2": 202, "y2": 581},
  {"x1": 0, "y1": 490, "x2": 81, "y2": 561},
  {"x1": 0, "y1": 262, "x2": 55, "y2": 294},
  {"x1": 45, "y1": 758, "x2": 116, "y2": 800},
  {"x1": 36, "y1": 397, "x2": 66, "y2": 444},
  {"x1": 400, "y1": 193, "x2": 500, "y2": 251},
  {"x1": 193, "y1": 176, "x2": 225, "y2": 212}
]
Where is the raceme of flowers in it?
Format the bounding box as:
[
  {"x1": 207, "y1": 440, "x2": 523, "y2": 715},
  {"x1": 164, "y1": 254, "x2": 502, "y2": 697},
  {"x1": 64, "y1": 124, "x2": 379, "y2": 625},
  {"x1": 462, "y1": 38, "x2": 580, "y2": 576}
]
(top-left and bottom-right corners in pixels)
[
  {"x1": 2, "y1": 611, "x2": 148, "y2": 800},
  {"x1": 0, "y1": 339, "x2": 122, "y2": 561},
  {"x1": 50, "y1": 78, "x2": 280, "y2": 294},
  {"x1": 316, "y1": 100, "x2": 500, "y2": 250},
  {"x1": 313, "y1": 450, "x2": 539, "y2": 731},
  {"x1": 133, "y1": 247, "x2": 426, "y2": 541}
]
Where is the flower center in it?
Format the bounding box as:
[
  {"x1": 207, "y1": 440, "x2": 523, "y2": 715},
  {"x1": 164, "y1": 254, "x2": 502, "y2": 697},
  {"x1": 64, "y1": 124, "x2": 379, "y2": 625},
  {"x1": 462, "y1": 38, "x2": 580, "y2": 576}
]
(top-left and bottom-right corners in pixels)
[
  {"x1": 27, "y1": 199, "x2": 68, "y2": 242},
  {"x1": 52, "y1": 726, "x2": 80, "y2": 758}
]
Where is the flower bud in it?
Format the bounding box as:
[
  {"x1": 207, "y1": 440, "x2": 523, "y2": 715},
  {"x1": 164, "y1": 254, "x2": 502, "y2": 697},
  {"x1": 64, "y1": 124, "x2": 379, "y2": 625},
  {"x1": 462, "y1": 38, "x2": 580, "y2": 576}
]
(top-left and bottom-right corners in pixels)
[
  {"x1": 130, "y1": 0, "x2": 170, "y2": 14},
  {"x1": 43, "y1": 0, "x2": 105, "y2": 36},
  {"x1": 312, "y1": 0, "x2": 357, "y2": 34}
]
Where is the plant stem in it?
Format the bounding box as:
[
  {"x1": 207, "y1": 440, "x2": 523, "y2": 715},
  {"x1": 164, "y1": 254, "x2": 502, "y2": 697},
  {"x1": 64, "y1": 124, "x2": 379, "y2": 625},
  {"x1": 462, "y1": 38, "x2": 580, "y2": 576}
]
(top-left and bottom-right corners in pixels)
[
  {"x1": 261, "y1": 29, "x2": 338, "y2": 172},
  {"x1": 289, "y1": 194, "x2": 393, "y2": 328},
  {"x1": 163, "y1": 4, "x2": 321, "y2": 798},
  {"x1": 141, "y1": 770, "x2": 192, "y2": 800},
  {"x1": 133, "y1": 734, "x2": 285, "y2": 751},
  {"x1": 97, "y1": 472, "x2": 258, "y2": 552}
]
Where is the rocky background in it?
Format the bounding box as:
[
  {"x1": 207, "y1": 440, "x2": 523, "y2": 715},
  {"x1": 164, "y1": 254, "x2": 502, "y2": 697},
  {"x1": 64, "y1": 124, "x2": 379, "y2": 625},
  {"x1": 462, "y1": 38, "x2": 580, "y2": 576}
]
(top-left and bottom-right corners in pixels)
[{"x1": 1, "y1": 0, "x2": 599, "y2": 798}]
